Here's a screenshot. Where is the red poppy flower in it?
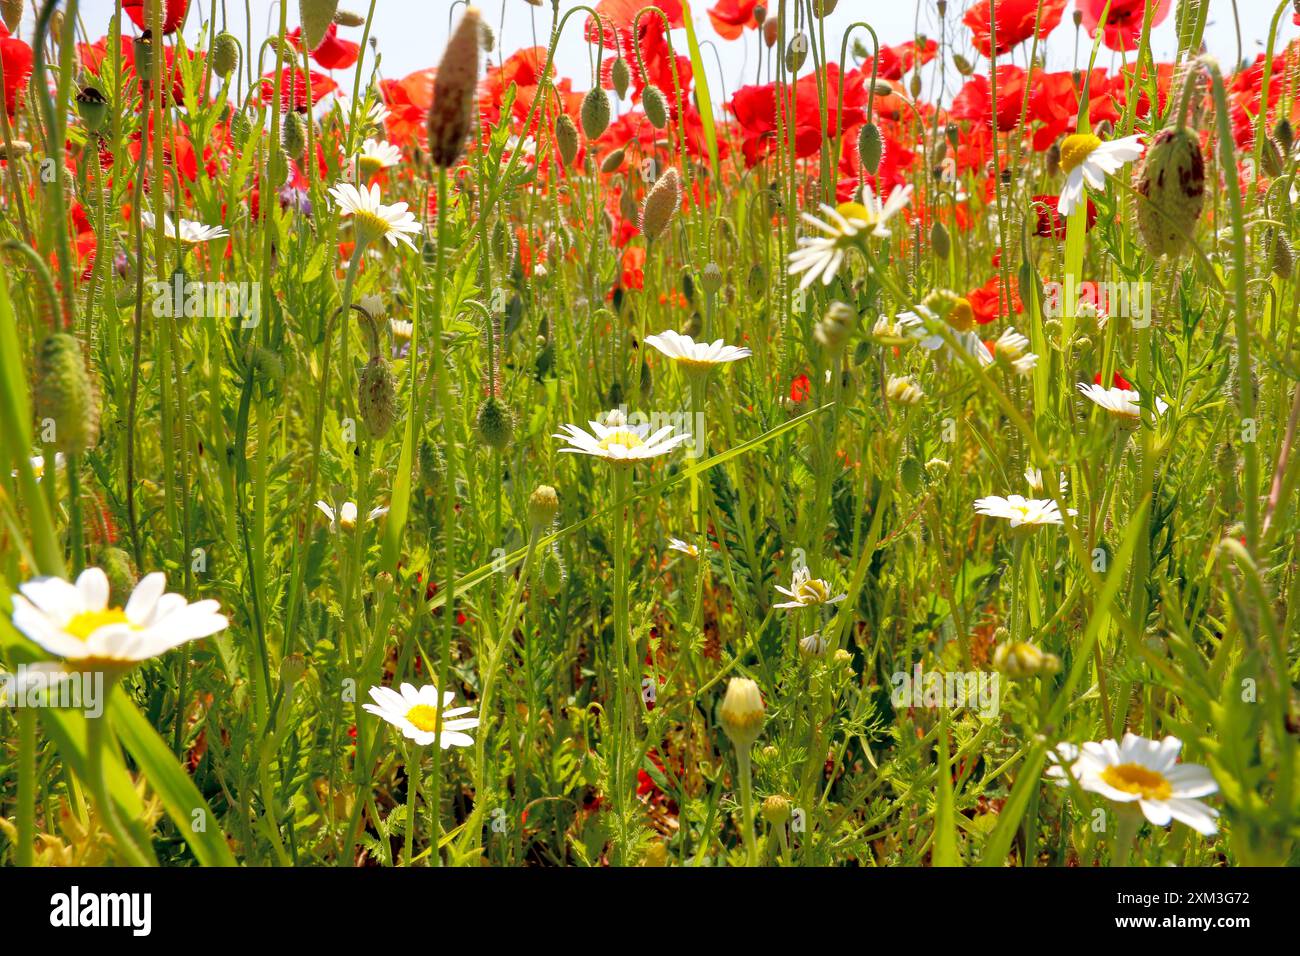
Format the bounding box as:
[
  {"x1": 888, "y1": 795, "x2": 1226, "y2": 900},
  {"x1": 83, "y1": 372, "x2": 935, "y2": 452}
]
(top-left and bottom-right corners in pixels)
[
  {"x1": 790, "y1": 373, "x2": 811, "y2": 403},
  {"x1": 380, "y1": 68, "x2": 435, "y2": 147},
  {"x1": 260, "y1": 66, "x2": 339, "y2": 112},
  {"x1": 123, "y1": 0, "x2": 190, "y2": 35},
  {"x1": 0, "y1": 22, "x2": 33, "y2": 118},
  {"x1": 1032, "y1": 194, "x2": 1097, "y2": 238},
  {"x1": 1095, "y1": 370, "x2": 1134, "y2": 390},
  {"x1": 707, "y1": 0, "x2": 761, "y2": 41},
  {"x1": 621, "y1": 246, "x2": 645, "y2": 290},
  {"x1": 288, "y1": 23, "x2": 360, "y2": 70},
  {"x1": 964, "y1": 0, "x2": 1066, "y2": 58},
  {"x1": 951, "y1": 65, "x2": 1030, "y2": 132},
  {"x1": 729, "y1": 63, "x2": 865, "y2": 165},
  {"x1": 873, "y1": 39, "x2": 938, "y2": 81},
  {"x1": 1077, "y1": 0, "x2": 1171, "y2": 52},
  {"x1": 968, "y1": 274, "x2": 1024, "y2": 324}
]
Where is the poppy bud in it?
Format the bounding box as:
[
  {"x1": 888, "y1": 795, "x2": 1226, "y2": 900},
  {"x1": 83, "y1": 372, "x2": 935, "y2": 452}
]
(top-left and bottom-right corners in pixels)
[
  {"x1": 642, "y1": 85, "x2": 669, "y2": 130},
  {"x1": 300, "y1": 0, "x2": 340, "y2": 52},
  {"x1": 580, "y1": 87, "x2": 610, "y2": 140},
  {"x1": 786, "y1": 34, "x2": 808, "y2": 71},
  {"x1": 1261, "y1": 136, "x2": 1285, "y2": 178},
  {"x1": 98, "y1": 547, "x2": 137, "y2": 607},
  {"x1": 1045, "y1": 142, "x2": 1060, "y2": 176},
  {"x1": 763, "y1": 18, "x2": 778, "y2": 48},
  {"x1": 230, "y1": 108, "x2": 253, "y2": 143},
  {"x1": 1133, "y1": 126, "x2": 1205, "y2": 260},
  {"x1": 753, "y1": 4, "x2": 766, "y2": 25},
  {"x1": 909, "y1": 71, "x2": 922, "y2": 98},
  {"x1": 1072, "y1": 9, "x2": 1082, "y2": 26},
  {"x1": 134, "y1": 30, "x2": 154, "y2": 78},
  {"x1": 358, "y1": 356, "x2": 396, "y2": 438},
  {"x1": 419, "y1": 439, "x2": 446, "y2": 488},
  {"x1": 475, "y1": 396, "x2": 514, "y2": 450},
  {"x1": 0, "y1": 0, "x2": 20, "y2": 31},
  {"x1": 555, "y1": 113, "x2": 579, "y2": 166},
  {"x1": 952, "y1": 53, "x2": 973, "y2": 75},
  {"x1": 267, "y1": 147, "x2": 290, "y2": 188},
  {"x1": 813, "y1": 0, "x2": 837, "y2": 15},
  {"x1": 930, "y1": 219, "x2": 950, "y2": 260},
  {"x1": 641, "y1": 166, "x2": 681, "y2": 242},
  {"x1": 859, "y1": 122, "x2": 883, "y2": 174},
  {"x1": 282, "y1": 110, "x2": 306, "y2": 159},
  {"x1": 428, "y1": 6, "x2": 481, "y2": 168},
  {"x1": 600, "y1": 146, "x2": 625, "y2": 174},
  {"x1": 76, "y1": 86, "x2": 108, "y2": 133},
  {"x1": 1272, "y1": 231, "x2": 1293, "y2": 279},
  {"x1": 334, "y1": 9, "x2": 366, "y2": 27},
  {"x1": 212, "y1": 32, "x2": 240, "y2": 78},
  {"x1": 1275, "y1": 117, "x2": 1293, "y2": 154},
  {"x1": 542, "y1": 548, "x2": 565, "y2": 595},
  {"x1": 946, "y1": 122, "x2": 959, "y2": 149},
  {"x1": 527, "y1": 484, "x2": 559, "y2": 531},
  {"x1": 611, "y1": 57, "x2": 630, "y2": 99},
  {"x1": 36, "y1": 333, "x2": 101, "y2": 455},
  {"x1": 639, "y1": 354, "x2": 653, "y2": 401}
]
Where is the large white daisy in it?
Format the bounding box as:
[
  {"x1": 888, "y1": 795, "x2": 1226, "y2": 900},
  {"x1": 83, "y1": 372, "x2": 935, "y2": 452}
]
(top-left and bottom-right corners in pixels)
[
  {"x1": 1046, "y1": 732, "x2": 1219, "y2": 836},
  {"x1": 643, "y1": 330, "x2": 751, "y2": 372},
  {"x1": 362, "y1": 682, "x2": 479, "y2": 749},
  {"x1": 973, "y1": 494, "x2": 1072, "y2": 528},
  {"x1": 8, "y1": 568, "x2": 228, "y2": 666},
  {"x1": 141, "y1": 211, "x2": 229, "y2": 245},
  {"x1": 1076, "y1": 382, "x2": 1168, "y2": 419},
  {"x1": 553, "y1": 411, "x2": 690, "y2": 464},
  {"x1": 787, "y1": 184, "x2": 912, "y2": 290},
  {"x1": 1057, "y1": 133, "x2": 1144, "y2": 216},
  {"x1": 328, "y1": 181, "x2": 422, "y2": 250}
]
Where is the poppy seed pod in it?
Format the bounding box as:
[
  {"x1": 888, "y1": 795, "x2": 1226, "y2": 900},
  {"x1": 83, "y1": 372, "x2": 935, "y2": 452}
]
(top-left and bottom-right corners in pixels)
[
  {"x1": 299, "y1": 0, "x2": 340, "y2": 52},
  {"x1": 358, "y1": 356, "x2": 397, "y2": 438},
  {"x1": 642, "y1": 85, "x2": 669, "y2": 130},
  {"x1": 580, "y1": 87, "x2": 611, "y2": 140},
  {"x1": 36, "y1": 333, "x2": 101, "y2": 456},
  {"x1": 0, "y1": 0, "x2": 21, "y2": 31},
  {"x1": 611, "y1": 57, "x2": 630, "y2": 99},
  {"x1": 859, "y1": 122, "x2": 883, "y2": 174},
  {"x1": 475, "y1": 396, "x2": 515, "y2": 449},
  {"x1": 212, "y1": 32, "x2": 240, "y2": 79},
  {"x1": 719, "y1": 678, "x2": 765, "y2": 750},
  {"x1": 641, "y1": 167, "x2": 681, "y2": 242},
  {"x1": 555, "y1": 113, "x2": 579, "y2": 166},
  {"x1": 1133, "y1": 126, "x2": 1205, "y2": 259},
  {"x1": 427, "y1": 7, "x2": 481, "y2": 169}
]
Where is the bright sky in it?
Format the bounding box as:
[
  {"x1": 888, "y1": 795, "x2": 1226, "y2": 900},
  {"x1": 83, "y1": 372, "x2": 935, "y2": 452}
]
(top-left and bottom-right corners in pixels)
[{"x1": 52, "y1": 0, "x2": 1293, "y2": 107}]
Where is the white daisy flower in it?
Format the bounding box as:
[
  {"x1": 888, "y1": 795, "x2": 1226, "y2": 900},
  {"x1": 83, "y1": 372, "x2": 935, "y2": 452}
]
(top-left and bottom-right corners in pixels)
[
  {"x1": 328, "y1": 181, "x2": 423, "y2": 250},
  {"x1": 553, "y1": 413, "x2": 690, "y2": 464},
  {"x1": 1045, "y1": 732, "x2": 1219, "y2": 836},
  {"x1": 885, "y1": 374, "x2": 924, "y2": 405},
  {"x1": 667, "y1": 537, "x2": 700, "y2": 558},
  {"x1": 0, "y1": 662, "x2": 77, "y2": 706},
  {"x1": 773, "y1": 566, "x2": 846, "y2": 610},
  {"x1": 891, "y1": 308, "x2": 994, "y2": 367},
  {"x1": 141, "y1": 211, "x2": 229, "y2": 245},
  {"x1": 643, "y1": 329, "x2": 751, "y2": 372},
  {"x1": 390, "y1": 318, "x2": 413, "y2": 342},
  {"x1": 973, "y1": 494, "x2": 1073, "y2": 528},
  {"x1": 798, "y1": 632, "x2": 829, "y2": 657},
  {"x1": 787, "y1": 184, "x2": 912, "y2": 290},
  {"x1": 14, "y1": 453, "x2": 65, "y2": 482},
  {"x1": 1076, "y1": 382, "x2": 1168, "y2": 419},
  {"x1": 354, "y1": 137, "x2": 402, "y2": 178},
  {"x1": 362, "y1": 682, "x2": 480, "y2": 749},
  {"x1": 315, "y1": 500, "x2": 389, "y2": 532},
  {"x1": 8, "y1": 568, "x2": 228, "y2": 667},
  {"x1": 1057, "y1": 133, "x2": 1144, "y2": 216},
  {"x1": 1024, "y1": 467, "x2": 1069, "y2": 497}
]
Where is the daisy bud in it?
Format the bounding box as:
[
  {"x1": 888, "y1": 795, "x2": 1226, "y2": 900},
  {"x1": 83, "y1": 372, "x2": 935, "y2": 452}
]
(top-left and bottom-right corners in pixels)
[
  {"x1": 798, "y1": 632, "x2": 829, "y2": 658},
  {"x1": 930, "y1": 219, "x2": 950, "y2": 260},
  {"x1": 36, "y1": 333, "x2": 100, "y2": 455},
  {"x1": 541, "y1": 548, "x2": 566, "y2": 595},
  {"x1": 719, "y1": 678, "x2": 765, "y2": 750},
  {"x1": 701, "y1": 262, "x2": 723, "y2": 295},
  {"x1": 282, "y1": 110, "x2": 306, "y2": 160},
  {"x1": 993, "y1": 640, "x2": 1061, "y2": 680},
  {"x1": 300, "y1": 0, "x2": 340, "y2": 52},
  {"x1": 212, "y1": 32, "x2": 240, "y2": 78},
  {"x1": 334, "y1": 9, "x2": 366, "y2": 27},
  {"x1": 527, "y1": 484, "x2": 559, "y2": 531},
  {"x1": 641, "y1": 166, "x2": 681, "y2": 243},
  {"x1": 280, "y1": 653, "x2": 309, "y2": 685},
  {"x1": 555, "y1": 113, "x2": 579, "y2": 167},
  {"x1": 0, "y1": 0, "x2": 21, "y2": 31},
  {"x1": 475, "y1": 396, "x2": 515, "y2": 450},
  {"x1": 1133, "y1": 127, "x2": 1205, "y2": 260},
  {"x1": 859, "y1": 122, "x2": 883, "y2": 174},
  {"x1": 642, "y1": 85, "x2": 669, "y2": 130},
  {"x1": 428, "y1": 6, "x2": 481, "y2": 169},
  {"x1": 611, "y1": 57, "x2": 631, "y2": 99},
  {"x1": 925, "y1": 458, "x2": 950, "y2": 479},
  {"x1": 600, "y1": 146, "x2": 626, "y2": 174},
  {"x1": 762, "y1": 794, "x2": 793, "y2": 825},
  {"x1": 98, "y1": 546, "x2": 137, "y2": 607},
  {"x1": 580, "y1": 87, "x2": 611, "y2": 140},
  {"x1": 814, "y1": 301, "x2": 855, "y2": 353},
  {"x1": 358, "y1": 356, "x2": 396, "y2": 438},
  {"x1": 76, "y1": 86, "x2": 108, "y2": 133},
  {"x1": 1272, "y1": 231, "x2": 1293, "y2": 279},
  {"x1": 763, "y1": 17, "x2": 778, "y2": 48}
]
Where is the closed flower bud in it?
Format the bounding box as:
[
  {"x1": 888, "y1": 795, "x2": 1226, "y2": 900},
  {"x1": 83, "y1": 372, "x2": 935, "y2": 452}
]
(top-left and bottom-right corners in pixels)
[
  {"x1": 358, "y1": 356, "x2": 396, "y2": 438},
  {"x1": 786, "y1": 34, "x2": 808, "y2": 71},
  {"x1": 419, "y1": 438, "x2": 446, "y2": 488},
  {"x1": 555, "y1": 113, "x2": 579, "y2": 166},
  {"x1": 641, "y1": 166, "x2": 681, "y2": 243},
  {"x1": 580, "y1": 87, "x2": 611, "y2": 140},
  {"x1": 1272, "y1": 231, "x2": 1293, "y2": 279},
  {"x1": 1261, "y1": 136, "x2": 1285, "y2": 178},
  {"x1": 299, "y1": 0, "x2": 339, "y2": 51},
  {"x1": 701, "y1": 262, "x2": 723, "y2": 295},
  {"x1": 475, "y1": 396, "x2": 514, "y2": 449},
  {"x1": 230, "y1": 108, "x2": 253, "y2": 143},
  {"x1": 428, "y1": 6, "x2": 481, "y2": 168},
  {"x1": 930, "y1": 219, "x2": 950, "y2": 260},
  {"x1": 541, "y1": 547, "x2": 565, "y2": 595},
  {"x1": 0, "y1": 0, "x2": 21, "y2": 31},
  {"x1": 333, "y1": 8, "x2": 366, "y2": 27},
  {"x1": 282, "y1": 110, "x2": 306, "y2": 159},
  {"x1": 527, "y1": 484, "x2": 559, "y2": 531},
  {"x1": 133, "y1": 29, "x2": 154, "y2": 78},
  {"x1": 762, "y1": 794, "x2": 793, "y2": 825},
  {"x1": 719, "y1": 677, "x2": 765, "y2": 749},
  {"x1": 280, "y1": 653, "x2": 308, "y2": 685},
  {"x1": 611, "y1": 57, "x2": 631, "y2": 99},
  {"x1": 814, "y1": 301, "x2": 855, "y2": 352},
  {"x1": 98, "y1": 547, "x2": 136, "y2": 607},
  {"x1": 859, "y1": 122, "x2": 883, "y2": 174},
  {"x1": 600, "y1": 146, "x2": 626, "y2": 174},
  {"x1": 1133, "y1": 126, "x2": 1205, "y2": 259},
  {"x1": 763, "y1": 17, "x2": 778, "y2": 48},
  {"x1": 952, "y1": 53, "x2": 973, "y2": 75},
  {"x1": 642, "y1": 85, "x2": 669, "y2": 130},
  {"x1": 798, "y1": 632, "x2": 828, "y2": 658},
  {"x1": 813, "y1": 0, "x2": 837, "y2": 14},
  {"x1": 1275, "y1": 117, "x2": 1293, "y2": 154},
  {"x1": 36, "y1": 333, "x2": 100, "y2": 455},
  {"x1": 993, "y1": 640, "x2": 1061, "y2": 679},
  {"x1": 212, "y1": 32, "x2": 240, "y2": 78}
]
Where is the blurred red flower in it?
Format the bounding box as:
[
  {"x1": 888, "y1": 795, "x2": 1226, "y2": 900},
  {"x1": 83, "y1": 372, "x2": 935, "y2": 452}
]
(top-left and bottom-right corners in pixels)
[
  {"x1": 1077, "y1": 0, "x2": 1171, "y2": 52},
  {"x1": 964, "y1": 0, "x2": 1066, "y2": 58}
]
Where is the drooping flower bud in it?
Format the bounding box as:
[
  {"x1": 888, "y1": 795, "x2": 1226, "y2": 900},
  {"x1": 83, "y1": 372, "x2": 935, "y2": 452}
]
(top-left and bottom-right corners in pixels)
[
  {"x1": 930, "y1": 219, "x2": 950, "y2": 260},
  {"x1": 358, "y1": 356, "x2": 396, "y2": 438},
  {"x1": 282, "y1": 110, "x2": 306, "y2": 159},
  {"x1": 475, "y1": 396, "x2": 514, "y2": 449},
  {"x1": 640, "y1": 166, "x2": 681, "y2": 242},
  {"x1": 299, "y1": 0, "x2": 340, "y2": 52},
  {"x1": 611, "y1": 57, "x2": 630, "y2": 99},
  {"x1": 555, "y1": 113, "x2": 579, "y2": 166},
  {"x1": 859, "y1": 122, "x2": 883, "y2": 174},
  {"x1": 600, "y1": 146, "x2": 626, "y2": 174},
  {"x1": 580, "y1": 87, "x2": 611, "y2": 140},
  {"x1": 1133, "y1": 126, "x2": 1205, "y2": 260},
  {"x1": 212, "y1": 32, "x2": 240, "y2": 78},
  {"x1": 427, "y1": 6, "x2": 481, "y2": 168},
  {"x1": 0, "y1": 0, "x2": 22, "y2": 32},
  {"x1": 36, "y1": 333, "x2": 100, "y2": 455},
  {"x1": 642, "y1": 85, "x2": 668, "y2": 130}
]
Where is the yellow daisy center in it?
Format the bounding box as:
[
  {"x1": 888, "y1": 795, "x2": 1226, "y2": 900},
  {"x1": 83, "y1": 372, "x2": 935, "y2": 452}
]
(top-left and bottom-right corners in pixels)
[
  {"x1": 836, "y1": 201, "x2": 873, "y2": 227},
  {"x1": 357, "y1": 155, "x2": 385, "y2": 178},
  {"x1": 405, "y1": 703, "x2": 442, "y2": 733},
  {"x1": 66, "y1": 608, "x2": 132, "y2": 641},
  {"x1": 352, "y1": 209, "x2": 392, "y2": 243},
  {"x1": 796, "y1": 578, "x2": 831, "y2": 603},
  {"x1": 948, "y1": 296, "x2": 976, "y2": 332},
  {"x1": 1059, "y1": 133, "x2": 1102, "y2": 174},
  {"x1": 598, "y1": 428, "x2": 644, "y2": 452},
  {"x1": 1101, "y1": 762, "x2": 1172, "y2": 801}
]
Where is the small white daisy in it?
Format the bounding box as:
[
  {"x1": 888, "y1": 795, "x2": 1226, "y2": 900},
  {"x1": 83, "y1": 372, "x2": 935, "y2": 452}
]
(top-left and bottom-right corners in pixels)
[
  {"x1": 885, "y1": 374, "x2": 923, "y2": 405},
  {"x1": 787, "y1": 184, "x2": 912, "y2": 290},
  {"x1": 1046, "y1": 732, "x2": 1219, "y2": 836},
  {"x1": 1076, "y1": 382, "x2": 1168, "y2": 419},
  {"x1": 362, "y1": 682, "x2": 480, "y2": 749},
  {"x1": 141, "y1": 211, "x2": 229, "y2": 245},
  {"x1": 8, "y1": 568, "x2": 228, "y2": 667},
  {"x1": 553, "y1": 413, "x2": 690, "y2": 464},
  {"x1": 644, "y1": 329, "x2": 751, "y2": 372},
  {"x1": 773, "y1": 566, "x2": 846, "y2": 610},
  {"x1": 328, "y1": 181, "x2": 423, "y2": 250},
  {"x1": 315, "y1": 500, "x2": 389, "y2": 532},
  {"x1": 1024, "y1": 466, "x2": 1069, "y2": 497},
  {"x1": 993, "y1": 328, "x2": 1038, "y2": 377},
  {"x1": 973, "y1": 494, "x2": 1072, "y2": 528},
  {"x1": 14, "y1": 453, "x2": 65, "y2": 482},
  {"x1": 1057, "y1": 132, "x2": 1144, "y2": 216},
  {"x1": 667, "y1": 537, "x2": 700, "y2": 558},
  {"x1": 354, "y1": 137, "x2": 402, "y2": 178}
]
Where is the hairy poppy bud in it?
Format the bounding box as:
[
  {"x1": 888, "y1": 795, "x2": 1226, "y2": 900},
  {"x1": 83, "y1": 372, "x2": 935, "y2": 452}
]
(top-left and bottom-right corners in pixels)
[
  {"x1": 282, "y1": 110, "x2": 306, "y2": 159},
  {"x1": 952, "y1": 53, "x2": 973, "y2": 75},
  {"x1": 542, "y1": 548, "x2": 565, "y2": 595},
  {"x1": 419, "y1": 439, "x2": 446, "y2": 488},
  {"x1": 642, "y1": 85, "x2": 669, "y2": 130},
  {"x1": 428, "y1": 7, "x2": 481, "y2": 168},
  {"x1": 611, "y1": 57, "x2": 630, "y2": 99},
  {"x1": 1275, "y1": 117, "x2": 1294, "y2": 154},
  {"x1": 299, "y1": 0, "x2": 340, "y2": 52},
  {"x1": 600, "y1": 146, "x2": 626, "y2": 174},
  {"x1": 641, "y1": 166, "x2": 681, "y2": 242},
  {"x1": 475, "y1": 396, "x2": 514, "y2": 449},
  {"x1": 36, "y1": 333, "x2": 100, "y2": 455},
  {"x1": 358, "y1": 356, "x2": 396, "y2": 438},
  {"x1": 859, "y1": 122, "x2": 883, "y2": 174},
  {"x1": 555, "y1": 113, "x2": 579, "y2": 166},
  {"x1": 212, "y1": 32, "x2": 240, "y2": 78},
  {"x1": 930, "y1": 219, "x2": 950, "y2": 260},
  {"x1": 1272, "y1": 231, "x2": 1293, "y2": 279},
  {"x1": 580, "y1": 87, "x2": 610, "y2": 140},
  {"x1": 1133, "y1": 126, "x2": 1205, "y2": 259},
  {"x1": 99, "y1": 547, "x2": 137, "y2": 607},
  {"x1": 333, "y1": 8, "x2": 366, "y2": 27}
]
